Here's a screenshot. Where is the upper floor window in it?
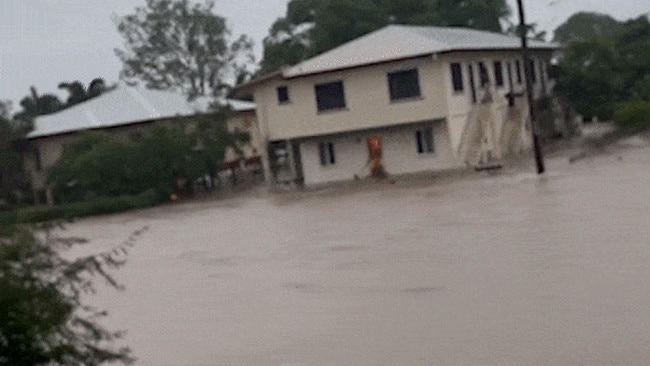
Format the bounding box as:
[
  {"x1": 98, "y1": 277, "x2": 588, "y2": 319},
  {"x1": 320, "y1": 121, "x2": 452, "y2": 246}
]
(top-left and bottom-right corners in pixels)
[
  {"x1": 515, "y1": 60, "x2": 523, "y2": 84},
  {"x1": 277, "y1": 86, "x2": 290, "y2": 104},
  {"x1": 388, "y1": 69, "x2": 421, "y2": 101},
  {"x1": 493, "y1": 61, "x2": 504, "y2": 87},
  {"x1": 315, "y1": 81, "x2": 346, "y2": 112},
  {"x1": 318, "y1": 142, "x2": 336, "y2": 165},
  {"x1": 527, "y1": 59, "x2": 537, "y2": 83},
  {"x1": 450, "y1": 63, "x2": 464, "y2": 92},
  {"x1": 415, "y1": 127, "x2": 434, "y2": 154}
]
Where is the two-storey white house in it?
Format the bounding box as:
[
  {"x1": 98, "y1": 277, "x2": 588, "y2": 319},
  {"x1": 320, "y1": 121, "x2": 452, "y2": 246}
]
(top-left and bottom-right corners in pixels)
[{"x1": 239, "y1": 25, "x2": 558, "y2": 187}]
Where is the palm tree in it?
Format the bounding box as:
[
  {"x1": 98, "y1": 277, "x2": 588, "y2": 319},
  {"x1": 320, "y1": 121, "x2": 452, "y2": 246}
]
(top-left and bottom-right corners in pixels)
[
  {"x1": 14, "y1": 87, "x2": 63, "y2": 120},
  {"x1": 57, "y1": 81, "x2": 88, "y2": 106},
  {"x1": 58, "y1": 78, "x2": 109, "y2": 108}
]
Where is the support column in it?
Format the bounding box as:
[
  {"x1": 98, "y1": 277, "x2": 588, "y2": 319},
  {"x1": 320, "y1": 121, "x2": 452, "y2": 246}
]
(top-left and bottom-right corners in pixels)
[
  {"x1": 285, "y1": 140, "x2": 297, "y2": 184},
  {"x1": 261, "y1": 141, "x2": 274, "y2": 188}
]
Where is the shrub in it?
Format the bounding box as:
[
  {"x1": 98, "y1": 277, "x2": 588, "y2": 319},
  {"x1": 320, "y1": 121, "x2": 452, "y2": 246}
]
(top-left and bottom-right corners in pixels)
[
  {"x1": 613, "y1": 101, "x2": 650, "y2": 131},
  {"x1": 16, "y1": 189, "x2": 162, "y2": 224},
  {"x1": 48, "y1": 112, "x2": 250, "y2": 204},
  {"x1": 0, "y1": 209, "x2": 17, "y2": 237}
]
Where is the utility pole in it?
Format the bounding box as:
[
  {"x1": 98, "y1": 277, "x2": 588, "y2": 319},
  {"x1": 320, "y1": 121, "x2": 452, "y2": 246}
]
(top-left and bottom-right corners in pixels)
[{"x1": 516, "y1": 0, "x2": 545, "y2": 174}]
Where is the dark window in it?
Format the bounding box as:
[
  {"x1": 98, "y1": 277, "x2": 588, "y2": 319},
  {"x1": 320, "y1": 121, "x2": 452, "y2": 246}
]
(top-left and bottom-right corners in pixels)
[
  {"x1": 478, "y1": 62, "x2": 490, "y2": 86},
  {"x1": 388, "y1": 69, "x2": 421, "y2": 101},
  {"x1": 315, "y1": 81, "x2": 346, "y2": 112},
  {"x1": 450, "y1": 63, "x2": 464, "y2": 92},
  {"x1": 277, "y1": 86, "x2": 290, "y2": 104},
  {"x1": 468, "y1": 64, "x2": 477, "y2": 104},
  {"x1": 515, "y1": 60, "x2": 523, "y2": 84},
  {"x1": 318, "y1": 142, "x2": 336, "y2": 165},
  {"x1": 506, "y1": 62, "x2": 513, "y2": 86},
  {"x1": 415, "y1": 128, "x2": 434, "y2": 154},
  {"x1": 493, "y1": 61, "x2": 504, "y2": 87},
  {"x1": 527, "y1": 59, "x2": 537, "y2": 83}
]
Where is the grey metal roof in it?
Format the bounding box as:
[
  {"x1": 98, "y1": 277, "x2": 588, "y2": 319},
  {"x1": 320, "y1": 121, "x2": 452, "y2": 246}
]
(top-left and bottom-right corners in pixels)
[
  {"x1": 28, "y1": 86, "x2": 255, "y2": 139},
  {"x1": 284, "y1": 25, "x2": 558, "y2": 78}
]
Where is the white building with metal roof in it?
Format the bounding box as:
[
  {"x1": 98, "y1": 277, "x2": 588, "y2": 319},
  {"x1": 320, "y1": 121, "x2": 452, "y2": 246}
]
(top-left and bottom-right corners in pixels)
[
  {"x1": 238, "y1": 25, "x2": 559, "y2": 187},
  {"x1": 24, "y1": 86, "x2": 261, "y2": 203},
  {"x1": 28, "y1": 86, "x2": 256, "y2": 139}
]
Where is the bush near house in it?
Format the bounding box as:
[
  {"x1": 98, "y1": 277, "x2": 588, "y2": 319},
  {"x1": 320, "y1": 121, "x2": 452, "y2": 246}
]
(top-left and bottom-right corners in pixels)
[
  {"x1": 49, "y1": 129, "x2": 198, "y2": 203},
  {"x1": 554, "y1": 14, "x2": 650, "y2": 122},
  {"x1": 14, "y1": 189, "x2": 161, "y2": 224},
  {"x1": 613, "y1": 101, "x2": 650, "y2": 132},
  {"x1": 48, "y1": 113, "x2": 248, "y2": 205}
]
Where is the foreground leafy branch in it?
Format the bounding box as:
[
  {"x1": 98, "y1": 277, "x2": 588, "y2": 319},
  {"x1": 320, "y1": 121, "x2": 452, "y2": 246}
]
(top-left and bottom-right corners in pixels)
[{"x1": 0, "y1": 224, "x2": 147, "y2": 365}]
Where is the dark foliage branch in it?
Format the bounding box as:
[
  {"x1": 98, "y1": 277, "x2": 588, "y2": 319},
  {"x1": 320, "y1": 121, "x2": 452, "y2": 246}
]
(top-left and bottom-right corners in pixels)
[{"x1": 0, "y1": 224, "x2": 147, "y2": 365}]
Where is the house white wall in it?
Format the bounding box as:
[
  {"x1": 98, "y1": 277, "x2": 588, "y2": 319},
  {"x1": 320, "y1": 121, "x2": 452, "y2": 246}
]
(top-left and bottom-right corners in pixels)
[
  {"x1": 440, "y1": 51, "x2": 552, "y2": 157},
  {"x1": 299, "y1": 121, "x2": 460, "y2": 186},
  {"x1": 253, "y1": 57, "x2": 448, "y2": 141},
  {"x1": 382, "y1": 121, "x2": 459, "y2": 175},
  {"x1": 439, "y1": 50, "x2": 553, "y2": 154}
]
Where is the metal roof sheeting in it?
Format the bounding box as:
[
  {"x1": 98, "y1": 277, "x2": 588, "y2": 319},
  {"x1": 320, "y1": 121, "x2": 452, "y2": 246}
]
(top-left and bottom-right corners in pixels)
[
  {"x1": 28, "y1": 86, "x2": 255, "y2": 139},
  {"x1": 284, "y1": 25, "x2": 558, "y2": 78}
]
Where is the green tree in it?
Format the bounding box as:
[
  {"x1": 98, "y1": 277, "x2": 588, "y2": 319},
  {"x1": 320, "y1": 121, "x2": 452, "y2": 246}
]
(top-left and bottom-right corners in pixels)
[
  {"x1": 48, "y1": 110, "x2": 249, "y2": 203},
  {"x1": 192, "y1": 107, "x2": 250, "y2": 178},
  {"x1": 259, "y1": 0, "x2": 510, "y2": 74},
  {"x1": 114, "y1": 0, "x2": 254, "y2": 100},
  {"x1": 57, "y1": 78, "x2": 108, "y2": 108},
  {"x1": 87, "y1": 78, "x2": 109, "y2": 99},
  {"x1": 49, "y1": 129, "x2": 194, "y2": 202},
  {"x1": 553, "y1": 12, "x2": 623, "y2": 44},
  {"x1": 0, "y1": 226, "x2": 138, "y2": 365},
  {"x1": 554, "y1": 14, "x2": 650, "y2": 120},
  {"x1": 57, "y1": 81, "x2": 88, "y2": 106},
  {"x1": 0, "y1": 101, "x2": 31, "y2": 204},
  {"x1": 437, "y1": 0, "x2": 509, "y2": 33},
  {"x1": 14, "y1": 87, "x2": 63, "y2": 121}
]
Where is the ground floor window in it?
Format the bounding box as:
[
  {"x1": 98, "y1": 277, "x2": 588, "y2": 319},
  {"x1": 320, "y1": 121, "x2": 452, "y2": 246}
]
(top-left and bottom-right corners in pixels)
[
  {"x1": 318, "y1": 142, "x2": 336, "y2": 165},
  {"x1": 415, "y1": 128, "x2": 434, "y2": 154}
]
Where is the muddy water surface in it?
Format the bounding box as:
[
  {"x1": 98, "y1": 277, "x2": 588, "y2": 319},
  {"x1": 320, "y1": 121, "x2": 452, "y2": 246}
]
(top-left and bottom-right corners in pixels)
[{"x1": 70, "y1": 144, "x2": 650, "y2": 365}]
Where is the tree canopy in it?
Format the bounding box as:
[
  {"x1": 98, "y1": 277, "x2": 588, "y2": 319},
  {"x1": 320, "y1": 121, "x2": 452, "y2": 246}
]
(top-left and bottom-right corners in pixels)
[
  {"x1": 13, "y1": 80, "x2": 109, "y2": 122},
  {"x1": 58, "y1": 78, "x2": 109, "y2": 108},
  {"x1": 115, "y1": 0, "x2": 254, "y2": 100},
  {"x1": 553, "y1": 12, "x2": 624, "y2": 44},
  {"x1": 0, "y1": 101, "x2": 31, "y2": 205},
  {"x1": 553, "y1": 14, "x2": 650, "y2": 121},
  {"x1": 49, "y1": 111, "x2": 249, "y2": 203},
  {"x1": 259, "y1": 0, "x2": 510, "y2": 74},
  {"x1": 13, "y1": 87, "x2": 63, "y2": 122}
]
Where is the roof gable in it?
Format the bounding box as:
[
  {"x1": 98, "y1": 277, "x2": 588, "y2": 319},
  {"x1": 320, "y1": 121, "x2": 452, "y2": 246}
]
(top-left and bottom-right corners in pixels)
[
  {"x1": 283, "y1": 25, "x2": 558, "y2": 78},
  {"x1": 28, "y1": 86, "x2": 255, "y2": 139}
]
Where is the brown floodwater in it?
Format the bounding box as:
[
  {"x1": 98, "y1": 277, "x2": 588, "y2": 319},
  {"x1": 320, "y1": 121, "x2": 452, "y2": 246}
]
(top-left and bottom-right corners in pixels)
[{"x1": 69, "y1": 140, "x2": 650, "y2": 365}]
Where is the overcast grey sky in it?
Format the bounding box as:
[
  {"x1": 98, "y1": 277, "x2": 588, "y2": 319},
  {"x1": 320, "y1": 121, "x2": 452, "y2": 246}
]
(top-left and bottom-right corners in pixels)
[{"x1": 1, "y1": 0, "x2": 648, "y2": 107}]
